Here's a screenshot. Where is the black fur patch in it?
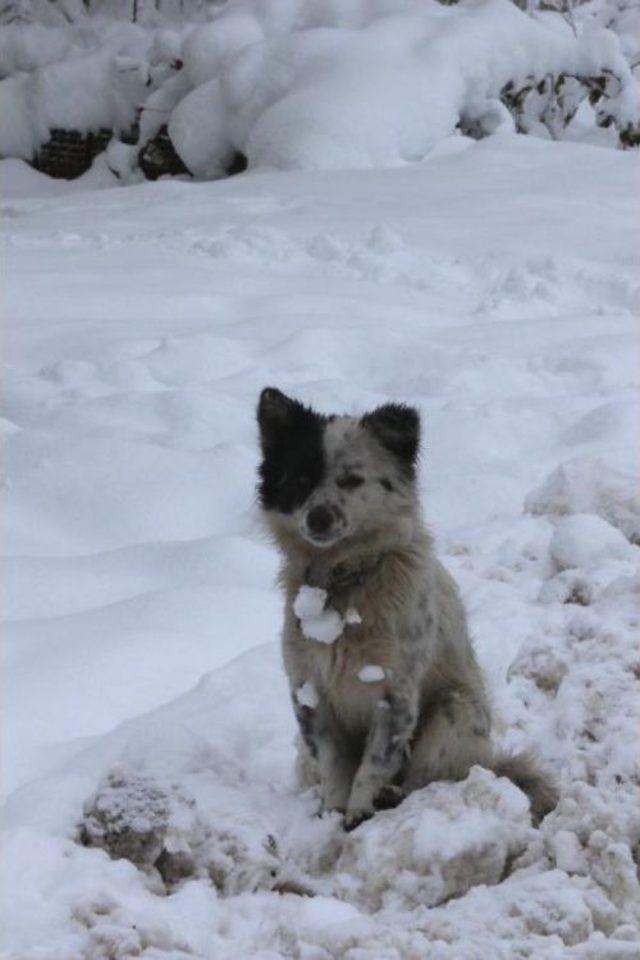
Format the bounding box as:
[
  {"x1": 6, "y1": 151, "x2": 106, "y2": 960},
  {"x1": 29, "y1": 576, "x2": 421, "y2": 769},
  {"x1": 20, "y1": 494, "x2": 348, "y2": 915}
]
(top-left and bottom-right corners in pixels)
[
  {"x1": 257, "y1": 387, "x2": 326, "y2": 512},
  {"x1": 361, "y1": 403, "x2": 420, "y2": 476}
]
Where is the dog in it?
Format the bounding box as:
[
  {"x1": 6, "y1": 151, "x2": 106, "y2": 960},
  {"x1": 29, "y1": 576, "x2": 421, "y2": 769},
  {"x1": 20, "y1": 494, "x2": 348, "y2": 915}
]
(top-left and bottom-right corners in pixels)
[{"x1": 256, "y1": 387, "x2": 558, "y2": 831}]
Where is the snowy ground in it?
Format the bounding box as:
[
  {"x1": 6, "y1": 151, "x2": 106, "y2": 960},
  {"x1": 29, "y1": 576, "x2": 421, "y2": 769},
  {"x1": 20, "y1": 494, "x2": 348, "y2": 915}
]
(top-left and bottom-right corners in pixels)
[{"x1": 2, "y1": 133, "x2": 640, "y2": 958}]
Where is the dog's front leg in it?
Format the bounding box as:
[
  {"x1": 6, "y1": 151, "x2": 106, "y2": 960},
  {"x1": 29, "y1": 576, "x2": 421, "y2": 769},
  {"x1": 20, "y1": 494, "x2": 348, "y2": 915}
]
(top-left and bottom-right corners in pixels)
[
  {"x1": 345, "y1": 686, "x2": 418, "y2": 831},
  {"x1": 293, "y1": 694, "x2": 356, "y2": 814}
]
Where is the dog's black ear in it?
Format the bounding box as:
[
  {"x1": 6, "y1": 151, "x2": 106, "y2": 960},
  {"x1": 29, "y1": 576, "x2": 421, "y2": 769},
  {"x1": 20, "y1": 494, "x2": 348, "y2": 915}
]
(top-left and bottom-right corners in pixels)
[
  {"x1": 257, "y1": 387, "x2": 307, "y2": 450},
  {"x1": 361, "y1": 403, "x2": 420, "y2": 468},
  {"x1": 258, "y1": 387, "x2": 293, "y2": 423}
]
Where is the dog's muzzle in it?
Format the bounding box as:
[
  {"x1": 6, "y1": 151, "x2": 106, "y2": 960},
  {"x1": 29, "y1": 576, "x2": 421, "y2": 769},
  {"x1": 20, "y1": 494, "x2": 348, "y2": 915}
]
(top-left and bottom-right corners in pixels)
[{"x1": 302, "y1": 503, "x2": 347, "y2": 546}]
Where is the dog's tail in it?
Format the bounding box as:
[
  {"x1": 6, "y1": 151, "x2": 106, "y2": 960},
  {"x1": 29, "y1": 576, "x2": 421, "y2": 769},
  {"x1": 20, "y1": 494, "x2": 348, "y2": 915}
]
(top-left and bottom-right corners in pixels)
[{"x1": 491, "y1": 750, "x2": 559, "y2": 824}]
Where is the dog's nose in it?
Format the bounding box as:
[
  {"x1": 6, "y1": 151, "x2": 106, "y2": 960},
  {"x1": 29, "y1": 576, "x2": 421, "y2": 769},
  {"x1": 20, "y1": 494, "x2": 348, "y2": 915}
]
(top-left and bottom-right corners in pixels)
[{"x1": 306, "y1": 505, "x2": 333, "y2": 535}]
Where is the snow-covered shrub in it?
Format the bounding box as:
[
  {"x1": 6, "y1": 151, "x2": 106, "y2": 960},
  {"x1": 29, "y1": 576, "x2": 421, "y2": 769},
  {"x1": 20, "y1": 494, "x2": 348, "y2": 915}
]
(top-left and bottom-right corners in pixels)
[
  {"x1": 500, "y1": 19, "x2": 640, "y2": 146},
  {"x1": 0, "y1": 0, "x2": 638, "y2": 179},
  {"x1": 134, "y1": 0, "x2": 637, "y2": 179},
  {"x1": 0, "y1": 2, "x2": 189, "y2": 173},
  {"x1": 0, "y1": 19, "x2": 162, "y2": 170}
]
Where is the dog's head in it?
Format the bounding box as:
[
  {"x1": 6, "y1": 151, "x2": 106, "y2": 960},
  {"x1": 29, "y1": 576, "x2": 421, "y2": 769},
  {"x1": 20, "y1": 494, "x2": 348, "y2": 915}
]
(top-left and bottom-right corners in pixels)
[{"x1": 256, "y1": 387, "x2": 420, "y2": 554}]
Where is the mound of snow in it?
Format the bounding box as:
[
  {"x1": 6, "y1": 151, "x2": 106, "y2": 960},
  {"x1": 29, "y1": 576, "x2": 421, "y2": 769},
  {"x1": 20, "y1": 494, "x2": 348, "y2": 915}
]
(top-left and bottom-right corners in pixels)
[
  {"x1": 541, "y1": 786, "x2": 640, "y2": 921},
  {"x1": 80, "y1": 765, "x2": 282, "y2": 895},
  {"x1": 550, "y1": 514, "x2": 637, "y2": 572},
  {"x1": 167, "y1": 77, "x2": 234, "y2": 179},
  {"x1": 337, "y1": 767, "x2": 534, "y2": 910},
  {"x1": 79, "y1": 767, "x2": 205, "y2": 884},
  {"x1": 525, "y1": 457, "x2": 640, "y2": 546}
]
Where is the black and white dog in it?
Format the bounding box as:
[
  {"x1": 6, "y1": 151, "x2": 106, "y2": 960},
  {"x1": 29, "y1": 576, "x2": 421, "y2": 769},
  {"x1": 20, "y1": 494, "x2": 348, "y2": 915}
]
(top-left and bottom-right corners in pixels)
[{"x1": 257, "y1": 387, "x2": 557, "y2": 830}]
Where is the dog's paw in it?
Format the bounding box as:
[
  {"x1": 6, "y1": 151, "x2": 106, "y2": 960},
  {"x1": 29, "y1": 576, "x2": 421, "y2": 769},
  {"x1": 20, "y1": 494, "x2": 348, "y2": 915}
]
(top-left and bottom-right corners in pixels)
[
  {"x1": 344, "y1": 807, "x2": 374, "y2": 832},
  {"x1": 344, "y1": 785, "x2": 404, "y2": 830},
  {"x1": 373, "y1": 783, "x2": 405, "y2": 811}
]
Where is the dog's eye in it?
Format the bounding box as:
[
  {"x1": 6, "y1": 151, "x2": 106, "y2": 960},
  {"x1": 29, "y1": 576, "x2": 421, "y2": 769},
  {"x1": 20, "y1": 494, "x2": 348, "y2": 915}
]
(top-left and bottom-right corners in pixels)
[
  {"x1": 277, "y1": 471, "x2": 306, "y2": 485},
  {"x1": 337, "y1": 475, "x2": 364, "y2": 491},
  {"x1": 278, "y1": 473, "x2": 311, "y2": 494}
]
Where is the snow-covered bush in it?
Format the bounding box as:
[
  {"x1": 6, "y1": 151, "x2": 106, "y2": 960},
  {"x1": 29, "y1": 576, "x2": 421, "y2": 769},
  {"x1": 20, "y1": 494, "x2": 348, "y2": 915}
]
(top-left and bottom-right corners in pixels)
[
  {"x1": 141, "y1": 0, "x2": 640, "y2": 175},
  {"x1": 0, "y1": 0, "x2": 638, "y2": 180}
]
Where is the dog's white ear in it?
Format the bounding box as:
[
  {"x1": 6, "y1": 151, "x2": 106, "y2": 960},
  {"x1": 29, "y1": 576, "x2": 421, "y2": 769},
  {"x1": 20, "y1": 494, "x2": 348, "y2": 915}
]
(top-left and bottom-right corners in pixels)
[{"x1": 361, "y1": 403, "x2": 420, "y2": 467}]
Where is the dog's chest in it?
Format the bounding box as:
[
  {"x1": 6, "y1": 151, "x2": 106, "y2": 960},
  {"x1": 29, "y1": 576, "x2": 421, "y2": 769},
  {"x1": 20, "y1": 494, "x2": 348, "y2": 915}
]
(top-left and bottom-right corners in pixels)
[{"x1": 307, "y1": 623, "x2": 396, "y2": 730}]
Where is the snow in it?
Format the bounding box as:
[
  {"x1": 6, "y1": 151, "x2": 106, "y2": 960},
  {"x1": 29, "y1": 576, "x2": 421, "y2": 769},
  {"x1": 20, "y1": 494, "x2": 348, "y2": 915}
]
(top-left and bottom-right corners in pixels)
[
  {"x1": 344, "y1": 607, "x2": 362, "y2": 625},
  {"x1": 0, "y1": 21, "x2": 152, "y2": 159},
  {"x1": 293, "y1": 585, "x2": 344, "y2": 644},
  {"x1": 0, "y1": 22, "x2": 72, "y2": 76},
  {"x1": 337, "y1": 767, "x2": 533, "y2": 910},
  {"x1": 181, "y1": 15, "x2": 264, "y2": 87},
  {"x1": 2, "y1": 128, "x2": 639, "y2": 958},
  {"x1": 167, "y1": 78, "x2": 234, "y2": 180},
  {"x1": 80, "y1": 766, "x2": 205, "y2": 875},
  {"x1": 550, "y1": 514, "x2": 638, "y2": 571},
  {"x1": 526, "y1": 457, "x2": 640, "y2": 546},
  {"x1": 295, "y1": 681, "x2": 319, "y2": 709},
  {"x1": 357, "y1": 665, "x2": 385, "y2": 683},
  {"x1": 293, "y1": 585, "x2": 328, "y2": 620},
  {"x1": 0, "y1": 156, "x2": 118, "y2": 199}
]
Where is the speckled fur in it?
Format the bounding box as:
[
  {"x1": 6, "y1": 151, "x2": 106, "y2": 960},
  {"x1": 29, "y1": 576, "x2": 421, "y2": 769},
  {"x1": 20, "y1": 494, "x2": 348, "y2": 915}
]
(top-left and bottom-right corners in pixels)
[{"x1": 257, "y1": 390, "x2": 557, "y2": 829}]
